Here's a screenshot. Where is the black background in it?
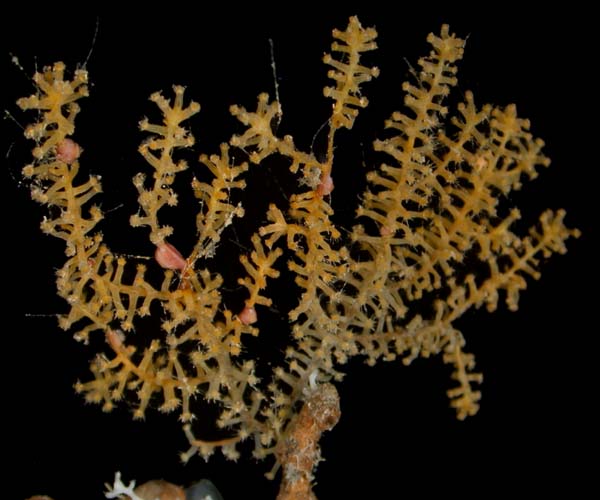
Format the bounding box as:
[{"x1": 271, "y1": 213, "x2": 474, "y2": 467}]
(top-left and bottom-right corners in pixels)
[{"x1": 1, "y1": 4, "x2": 594, "y2": 499}]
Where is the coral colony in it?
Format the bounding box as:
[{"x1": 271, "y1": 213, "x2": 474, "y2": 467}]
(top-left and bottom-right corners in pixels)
[{"x1": 18, "y1": 17, "x2": 578, "y2": 499}]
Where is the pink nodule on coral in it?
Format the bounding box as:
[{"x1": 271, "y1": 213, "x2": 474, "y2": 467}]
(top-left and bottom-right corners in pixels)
[
  {"x1": 105, "y1": 329, "x2": 125, "y2": 350},
  {"x1": 379, "y1": 225, "x2": 394, "y2": 237},
  {"x1": 316, "y1": 173, "x2": 334, "y2": 197},
  {"x1": 155, "y1": 242, "x2": 187, "y2": 271},
  {"x1": 238, "y1": 306, "x2": 258, "y2": 325},
  {"x1": 56, "y1": 138, "x2": 81, "y2": 164}
]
